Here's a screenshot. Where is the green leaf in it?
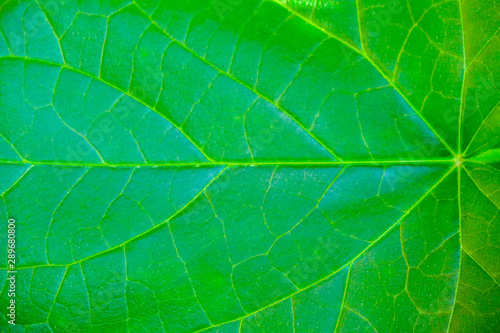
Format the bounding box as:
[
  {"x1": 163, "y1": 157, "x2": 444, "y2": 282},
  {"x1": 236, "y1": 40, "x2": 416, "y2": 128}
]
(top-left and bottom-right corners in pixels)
[{"x1": 0, "y1": 0, "x2": 498, "y2": 332}]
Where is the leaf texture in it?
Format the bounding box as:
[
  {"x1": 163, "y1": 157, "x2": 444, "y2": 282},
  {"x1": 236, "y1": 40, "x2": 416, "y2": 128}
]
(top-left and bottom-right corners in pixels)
[{"x1": 0, "y1": 0, "x2": 498, "y2": 332}]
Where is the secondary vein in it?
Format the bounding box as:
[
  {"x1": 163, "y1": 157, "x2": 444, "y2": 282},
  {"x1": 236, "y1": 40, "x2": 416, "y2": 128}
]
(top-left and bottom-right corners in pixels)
[{"x1": 271, "y1": 0, "x2": 457, "y2": 157}]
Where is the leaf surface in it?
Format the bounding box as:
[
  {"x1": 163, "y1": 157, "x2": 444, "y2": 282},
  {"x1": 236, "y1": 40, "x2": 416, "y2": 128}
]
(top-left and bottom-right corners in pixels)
[{"x1": 0, "y1": 0, "x2": 498, "y2": 332}]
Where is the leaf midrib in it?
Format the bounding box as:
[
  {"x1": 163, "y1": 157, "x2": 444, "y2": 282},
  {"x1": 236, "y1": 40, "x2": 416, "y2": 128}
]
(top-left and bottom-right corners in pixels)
[{"x1": 0, "y1": 159, "x2": 456, "y2": 167}]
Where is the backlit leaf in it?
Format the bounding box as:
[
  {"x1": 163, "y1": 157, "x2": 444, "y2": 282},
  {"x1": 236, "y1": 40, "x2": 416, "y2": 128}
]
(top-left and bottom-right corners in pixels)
[{"x1": 0, "y1": 0, "x2": 498, "y2": 332}]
